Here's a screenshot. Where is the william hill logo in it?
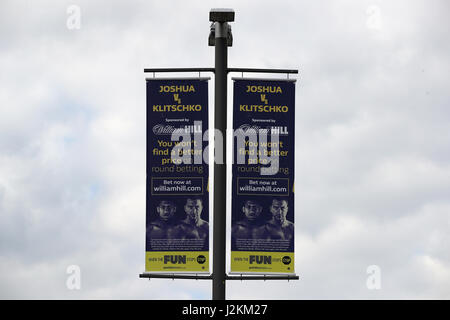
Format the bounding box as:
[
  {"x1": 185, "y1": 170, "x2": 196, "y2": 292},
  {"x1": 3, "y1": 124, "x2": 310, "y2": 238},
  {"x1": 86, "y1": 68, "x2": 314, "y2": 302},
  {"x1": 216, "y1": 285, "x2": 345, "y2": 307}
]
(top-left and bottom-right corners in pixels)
[
  {"x1": 164, "y1": 255, "x2": 186, "y2": 264},
  {"x1": 249, "y1": 255, "x2": 272, "y2": 264}
]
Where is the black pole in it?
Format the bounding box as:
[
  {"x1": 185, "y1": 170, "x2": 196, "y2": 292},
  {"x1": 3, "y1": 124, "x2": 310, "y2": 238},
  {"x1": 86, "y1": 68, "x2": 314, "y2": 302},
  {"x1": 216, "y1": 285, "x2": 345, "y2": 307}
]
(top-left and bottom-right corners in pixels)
[{"x1": 212, "y1": 20, "x2": 228, "y2": 301}]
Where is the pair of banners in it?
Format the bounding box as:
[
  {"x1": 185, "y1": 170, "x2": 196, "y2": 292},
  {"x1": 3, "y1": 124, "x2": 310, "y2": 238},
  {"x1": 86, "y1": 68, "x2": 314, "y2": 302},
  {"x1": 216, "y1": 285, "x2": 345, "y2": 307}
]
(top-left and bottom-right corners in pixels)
[{"x1": 145, "y1": 77, "x2": 295, "y2": 274}]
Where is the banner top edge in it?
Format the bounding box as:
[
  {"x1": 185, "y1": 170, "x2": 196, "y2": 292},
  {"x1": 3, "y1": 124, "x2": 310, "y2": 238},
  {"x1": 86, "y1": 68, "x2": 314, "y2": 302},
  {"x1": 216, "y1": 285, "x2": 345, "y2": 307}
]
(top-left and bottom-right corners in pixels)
[
  {"x1": 146, "y1": 77, "x2": 211, "y2": 81},
  {"x1": 231, "y1": 77, "x2": 297, "y2": 82}
]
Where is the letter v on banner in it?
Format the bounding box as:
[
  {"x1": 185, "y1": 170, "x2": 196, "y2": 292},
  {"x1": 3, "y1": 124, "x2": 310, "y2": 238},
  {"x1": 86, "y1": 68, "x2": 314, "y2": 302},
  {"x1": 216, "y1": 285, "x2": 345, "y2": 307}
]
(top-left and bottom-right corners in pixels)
[{"x1": 231, "y1": 78, "x2": 296, "y2": 274}]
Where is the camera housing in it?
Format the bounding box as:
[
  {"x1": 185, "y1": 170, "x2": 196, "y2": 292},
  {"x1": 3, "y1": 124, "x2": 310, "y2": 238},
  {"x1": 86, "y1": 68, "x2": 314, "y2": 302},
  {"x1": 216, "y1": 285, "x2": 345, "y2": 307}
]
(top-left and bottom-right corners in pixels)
[{"x1": 209, "y1": 8, "x2": 235, "y2": 22}]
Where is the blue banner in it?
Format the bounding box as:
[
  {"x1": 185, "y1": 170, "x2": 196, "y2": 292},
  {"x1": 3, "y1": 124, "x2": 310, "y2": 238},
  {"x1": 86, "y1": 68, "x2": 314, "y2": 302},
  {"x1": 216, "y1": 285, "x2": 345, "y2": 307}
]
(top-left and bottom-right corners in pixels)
[
  {"x1": 146, "y1": 78, "x2": 209, "y2": 273},
  {"x1": 231, "y1": 79, "x2": 296, "y2": 274}
]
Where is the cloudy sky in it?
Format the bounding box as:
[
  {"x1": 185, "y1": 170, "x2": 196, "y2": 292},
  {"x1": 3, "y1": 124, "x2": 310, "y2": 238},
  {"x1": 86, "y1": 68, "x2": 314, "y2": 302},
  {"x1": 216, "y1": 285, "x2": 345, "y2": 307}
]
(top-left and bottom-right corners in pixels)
[{"x1": 1, "y1": 0, "x2": 449, "y2": 299}]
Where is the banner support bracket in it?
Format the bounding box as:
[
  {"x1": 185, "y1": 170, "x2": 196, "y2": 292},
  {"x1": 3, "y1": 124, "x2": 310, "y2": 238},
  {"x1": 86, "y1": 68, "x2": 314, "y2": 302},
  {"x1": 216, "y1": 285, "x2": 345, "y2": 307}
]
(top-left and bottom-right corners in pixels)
[{"x1": 139, "y1": 273, "x2": 299, "y2": 281}]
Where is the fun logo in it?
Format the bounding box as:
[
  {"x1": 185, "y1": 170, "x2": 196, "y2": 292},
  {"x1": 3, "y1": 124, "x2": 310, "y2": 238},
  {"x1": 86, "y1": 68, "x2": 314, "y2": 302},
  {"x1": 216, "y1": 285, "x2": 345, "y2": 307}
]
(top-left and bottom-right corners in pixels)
[
  {"x1": 249, "y1": 255, "x2": 272, "y2": 264},
  {"x1": 164, "y1": 255, "x2": 186, "y2": 264}
]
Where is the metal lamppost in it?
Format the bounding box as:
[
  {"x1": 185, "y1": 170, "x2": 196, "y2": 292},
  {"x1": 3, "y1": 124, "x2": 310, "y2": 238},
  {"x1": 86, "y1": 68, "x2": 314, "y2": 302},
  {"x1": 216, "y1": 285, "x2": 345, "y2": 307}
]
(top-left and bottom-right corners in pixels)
[{"x1": 209, "y1": 8, "x2": 234, "y2": 301}]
